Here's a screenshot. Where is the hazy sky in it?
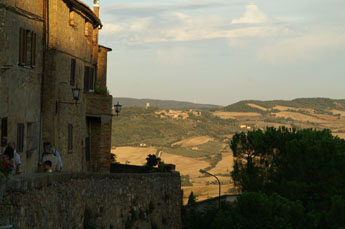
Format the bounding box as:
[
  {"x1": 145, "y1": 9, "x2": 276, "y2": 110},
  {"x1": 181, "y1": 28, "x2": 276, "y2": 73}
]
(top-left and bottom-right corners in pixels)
[{"x1": 84, "y1": 0, "x2": 345, "y2": 105}]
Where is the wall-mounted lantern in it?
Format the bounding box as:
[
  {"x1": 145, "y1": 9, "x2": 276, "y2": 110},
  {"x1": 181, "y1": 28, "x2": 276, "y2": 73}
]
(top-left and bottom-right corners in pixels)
[
  {"x1": 56, "y1": 87, "x2": 81, "y2": 114},
  {"x1": 114, "y1": 101, "x2": 122, "y2": 117},
  {"x1": 72, "y1": 87, "x2": 81, "y2": 101}
]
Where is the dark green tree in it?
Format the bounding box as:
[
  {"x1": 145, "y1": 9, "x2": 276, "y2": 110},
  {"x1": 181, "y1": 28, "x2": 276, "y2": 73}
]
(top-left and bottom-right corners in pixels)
[{"x1": 230, "y1": 127, "x2": 345, "y2": 226}]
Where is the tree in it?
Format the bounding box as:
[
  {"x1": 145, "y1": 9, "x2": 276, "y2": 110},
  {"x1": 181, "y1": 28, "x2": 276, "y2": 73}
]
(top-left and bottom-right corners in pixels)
[
  {"x1": 187, "y1": 192, "x2": 197, "y2": 205},
  {"x1": 183, "y1": 127, "x2": 345, "y2": 228},
  {"x1": 230, "y1": 127, "x2": 345, "y2": 225}
]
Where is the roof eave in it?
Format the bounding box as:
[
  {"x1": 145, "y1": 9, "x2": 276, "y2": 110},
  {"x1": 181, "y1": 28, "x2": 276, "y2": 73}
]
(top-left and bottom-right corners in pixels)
[{"x1": 64, "y1": 0, "x2": 102, "y2": 28}]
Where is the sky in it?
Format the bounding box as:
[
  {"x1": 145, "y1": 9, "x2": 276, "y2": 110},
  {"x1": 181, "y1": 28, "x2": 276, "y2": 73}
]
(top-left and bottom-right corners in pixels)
[{"x1": 84, "y1": 0, "x2": 345, "y2": 105}]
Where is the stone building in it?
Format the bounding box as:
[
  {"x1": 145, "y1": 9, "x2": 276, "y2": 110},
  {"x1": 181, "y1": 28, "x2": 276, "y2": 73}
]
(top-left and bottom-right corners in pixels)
[
  {"x1": 0, "y1": 0, "x2": 44, "y2": 173},
  {"x1": 0, "y1": 0, "x2": 113, "y2": 173}
]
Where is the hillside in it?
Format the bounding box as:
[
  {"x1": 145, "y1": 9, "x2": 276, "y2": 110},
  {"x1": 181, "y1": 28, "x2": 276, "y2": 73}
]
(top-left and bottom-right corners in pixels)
[
  {"x1": 111, "y1": 98, "x2": 345, "y2": 203},
  {"x1": 113, "y1": 97, "x2": 222, "y2": 110},
  {"x1": 224, "y1": 98, "x2": 345, "y2": 113},
  {"x1": 112, "y1": 106, "x2": 238, "y2": 148}
]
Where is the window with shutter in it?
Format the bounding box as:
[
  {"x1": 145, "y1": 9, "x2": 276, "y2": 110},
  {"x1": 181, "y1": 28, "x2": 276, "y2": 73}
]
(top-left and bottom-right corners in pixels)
[
  {"x1": 69, "y1": 10, "x2": 75, "y2": 26},
  {"x1": 85, "y1": 136, "x2": 90, "y2": 161},
  {"x1": 19, "y1": 28, "x2": 36, "y2": 68},
  {"x1": 31, "y1": 32, "x2": 36, "y2": 67},
  {"x1": 27, "y1": 122, "x2": 37, "y2": 151},
  {"x1": 70, "y1": 59, "x2": 76, "y2": 85},
  {"x1": 84, "y1": 66, "x2": 90, "y2": 92},
  {"x1": 17, "y1": 123, "x2": 25, "y2": 153},
  {"x1": 89, "y1": 67, "x2": 94, "y2": 91},
  {"x1": 1, "y1": 118, "x2": 8, "y2": 147},
  {"x1": 83, "y1": 66, "x2": 96, "y2": 92},
  {"x1": 19, "y1": 28, "x2": 25, "y2": 65},
  {"x1": 68, "y1": 124, "x2": 73, "y2": 151},
  {"x1": 25, "y1": 30, "x2": 31, "y2": 66}
]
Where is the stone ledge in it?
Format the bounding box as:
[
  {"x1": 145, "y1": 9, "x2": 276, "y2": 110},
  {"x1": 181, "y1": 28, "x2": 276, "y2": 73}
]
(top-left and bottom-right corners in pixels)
[{"x1": 4, "y1": 172, "x2": 180, "y2": 193}]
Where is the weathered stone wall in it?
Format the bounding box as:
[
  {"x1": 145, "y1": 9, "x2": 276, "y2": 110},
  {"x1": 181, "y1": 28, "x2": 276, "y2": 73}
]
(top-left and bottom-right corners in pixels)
[
  {"x1": 0, "y1": 172, "x2": 182, "y2": 229},
  {"x1": 97, "y1": 46, "x2": 110, "y2": 91},
  {"x1": 0, "y1": 1, "x2": 44, "y2": 173},
  {"x1": 42, "y1": 0, "x2": 97, "y2": 172},
  {"x1": 42, "y1": 0, "x2": 112, "y2": 173},
  {"x1": 85, "y1": 94, "x2": 113, "y2": 171},
  {"x1": 1, "y1": 0, "x2": 113, "y2": 174}
]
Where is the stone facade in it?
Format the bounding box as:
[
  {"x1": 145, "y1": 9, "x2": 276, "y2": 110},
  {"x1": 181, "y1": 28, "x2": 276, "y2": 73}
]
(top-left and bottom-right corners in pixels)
[
  {"x1": 0, "y1": 0, "x2": 44, "y2": 173},
  {"x1": 0, "y1": 0, "x2": 113, "y2": 173},
  {"x1": 0, "y1": 172, "x2": 182, "y2": 228}
]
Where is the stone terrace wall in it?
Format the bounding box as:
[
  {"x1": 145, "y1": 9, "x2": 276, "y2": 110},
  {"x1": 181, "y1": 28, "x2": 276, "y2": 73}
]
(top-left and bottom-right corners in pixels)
[{"x1": 0, "y1": 172, "x2": 182, "y2": 228}]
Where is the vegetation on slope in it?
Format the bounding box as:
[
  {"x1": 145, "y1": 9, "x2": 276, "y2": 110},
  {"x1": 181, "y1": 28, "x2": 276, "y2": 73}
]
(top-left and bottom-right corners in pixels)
[
  {"x1": 224, "y1": 98, "x2": 345, "y2": 112},
  {"x1": 113, "y1": 97, "x2": 222, "y2": 110},
  {"x1": 112, "y1": 106, "x2": 239, "y2": 148}
]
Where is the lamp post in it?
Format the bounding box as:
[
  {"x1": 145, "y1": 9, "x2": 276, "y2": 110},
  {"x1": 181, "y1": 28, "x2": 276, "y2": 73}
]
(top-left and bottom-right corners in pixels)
[
  {"x1": 200, "y1": 169, "x2": 221, "y2": 209},
  {"x1": 55, "y1": 87, "x2": 81, "y2": 114},
  {"x1": 114, "y1": 101, "x2": 122, "y2": 117}
]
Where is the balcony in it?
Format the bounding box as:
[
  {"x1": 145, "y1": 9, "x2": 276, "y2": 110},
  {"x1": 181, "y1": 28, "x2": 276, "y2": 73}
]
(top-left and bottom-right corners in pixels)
[{"x1": 84, "y1": 93, "x2": 113, "y2": 116}]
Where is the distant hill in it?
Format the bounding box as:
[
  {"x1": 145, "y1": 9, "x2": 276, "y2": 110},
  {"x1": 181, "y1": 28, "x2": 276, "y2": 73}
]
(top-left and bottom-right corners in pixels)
[
  {"x1": 113, "y1": 97, "x2": 222, "y2": 110},
  {"x1": 111, "y1": 98, "x2": 345, "y2": 160},
  {"x1": 224, "y1": 98, "x2": 345, "y2": 113}
]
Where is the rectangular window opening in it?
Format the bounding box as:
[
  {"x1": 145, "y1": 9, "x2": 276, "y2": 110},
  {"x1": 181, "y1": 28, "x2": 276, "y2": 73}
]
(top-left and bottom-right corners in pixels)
[
  {"x1": 19, "y1": 28, "x2": 36, "y2": 68},
  {"x1": 68, "y1": 124, "x2": 73, "y2": 152},
  {"x1": 17, "y1": 123, "x2": 25, "y2": 153},
  {"x1": 70, "y1": 58, "x2": 76, "y2": 85},
  {"x1": 1, "y1": 118, "x2": 8, "y2": 147}
]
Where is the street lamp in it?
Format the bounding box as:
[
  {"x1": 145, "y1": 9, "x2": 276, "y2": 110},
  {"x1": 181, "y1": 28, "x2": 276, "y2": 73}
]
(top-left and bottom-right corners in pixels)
[
  {"x1": 71, "y1": 87, "x2": 81, "y2": 101},
  {"x1": 114, "y1": 101, "x2": 122, "y2": 117},
  {"x1": 200, "y1": 169, "x2": 221, "y2": 209},
  {"x1": 56, "y1": 87, "x2": 81, "y2": 114}
]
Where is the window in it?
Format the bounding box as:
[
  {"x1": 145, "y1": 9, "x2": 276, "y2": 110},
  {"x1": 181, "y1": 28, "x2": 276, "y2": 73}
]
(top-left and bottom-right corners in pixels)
[
  {"x1": 70, "y1": 58, "x2": 76, "y2": 85},
  {"x1": 31, "y1": 32, "x2": 36, "y2": 67},
  {"x1": 1, "y1": 118, "x2": 8, "y2": 147},
  {"x1": 84, "y1": 21, "x2": 93, "y2": 43},
  {"x1": 83, "y1": 66, "x2": 95, "y2": 92},
  {"x1": 17, "y1": 123, "x2": 25, "y2": 153},
  {"x1": 19, "y1": 28, "x2": 26, "y2": 65},
  {"x1": 27, "y1": 122, "x2": 37, "y2": 151},
  {"x1": 68, "y1": 124, "x2": 73, "y2": 151},
  {"x1": 19, "y1": 28, "x2": 36, "y2": 67},
  {"x1": 69, "y1": 10, "x2": 75, "y2": 26}
]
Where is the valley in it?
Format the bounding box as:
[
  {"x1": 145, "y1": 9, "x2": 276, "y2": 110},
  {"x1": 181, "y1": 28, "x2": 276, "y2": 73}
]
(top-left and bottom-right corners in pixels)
[{"x1": 111, "y1": 98, "x2": 345, "y2": 204}]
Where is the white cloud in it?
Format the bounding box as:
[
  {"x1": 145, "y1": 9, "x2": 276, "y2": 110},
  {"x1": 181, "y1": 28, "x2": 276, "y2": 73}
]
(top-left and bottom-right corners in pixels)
[
  {"x1": 231, "y1": 4, "x2": 269, "y2": 24},
  {"x1": 101, "y1": 23, "x2": 124, "y2": 35},
  {"x1": 259, "y1": 27, "x2": 345, "y2": 62},
  {"x1": 101, "y1": 10, "x2": 281, "y2": 46}
]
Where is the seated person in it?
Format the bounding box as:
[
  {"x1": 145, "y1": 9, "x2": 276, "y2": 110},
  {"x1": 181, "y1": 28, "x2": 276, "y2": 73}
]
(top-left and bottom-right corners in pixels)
[
  {"x1": 8, "y1": 142, "x2": 21, "y2": 174},
  {"x1": 42, "y1": 142, "x2": 63, "y2": 171},
  {"x1": 43, "y1": 160, "x2": 53, "y2": 173},
  {"x1": 41, "y1": 151, "x2": 59, "y2": 172}
]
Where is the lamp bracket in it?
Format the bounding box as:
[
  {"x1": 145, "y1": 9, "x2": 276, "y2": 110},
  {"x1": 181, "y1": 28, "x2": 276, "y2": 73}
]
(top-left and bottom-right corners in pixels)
[{"x1": 55, "y1": 101, "x2": 80, "y2": 115}]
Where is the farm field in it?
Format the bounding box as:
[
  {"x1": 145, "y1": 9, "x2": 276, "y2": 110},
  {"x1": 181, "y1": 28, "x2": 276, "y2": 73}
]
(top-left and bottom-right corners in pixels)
[
  {"x1": 111, "y1": 146, "x2": 235, "y2": 204},
  {"x1": 111, "y1": 98, "x2": 345, "y2": 204}
]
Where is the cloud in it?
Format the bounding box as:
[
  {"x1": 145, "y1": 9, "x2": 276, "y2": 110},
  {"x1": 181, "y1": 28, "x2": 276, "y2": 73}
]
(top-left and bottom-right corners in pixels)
[
  {"x1": 258, "y1": 27, "x2": 345, "y2": 62},
  {"x1": 232, "y1": 4, "x2": 269, "y2": 24},
  {"x1": 102, "y1": 2, "x2": 227, "y2": 17},
  {"x1": 100, "y1": 3, "x2": 281, "y2": 46}
]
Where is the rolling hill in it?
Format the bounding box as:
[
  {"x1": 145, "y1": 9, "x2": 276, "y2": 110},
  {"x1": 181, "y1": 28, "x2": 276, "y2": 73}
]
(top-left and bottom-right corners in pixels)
[
  {"x1": 113, "y1": 97, "x2": 222, "y2": 110},
  {"x1": 111, "y1": 97, "x2": 345, "y2": 203},
  {"x1": 224, "y1": 98, "x2": 345, "y2": 113}
]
